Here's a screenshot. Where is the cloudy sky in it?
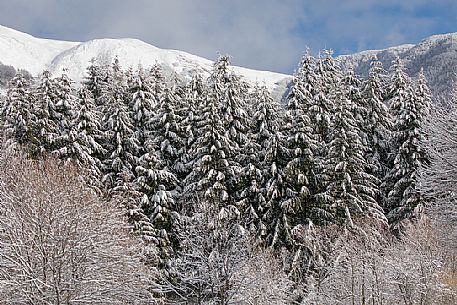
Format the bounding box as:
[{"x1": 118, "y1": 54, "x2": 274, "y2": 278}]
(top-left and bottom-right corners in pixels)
[{"x1": 0, "y1": 0, "x2": 456, "y2": 74}]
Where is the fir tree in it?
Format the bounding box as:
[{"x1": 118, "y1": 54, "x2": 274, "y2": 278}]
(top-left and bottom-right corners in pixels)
[
  {"x1": 289, "y1": 50, "x2": 318, "y2": 124},
  {"x1": 384, "y1": 57, "x2": 428, "y2": 228},
  {"x1": 100, "y1": 59, "x2": 139, "y2": 191},
  {"x1": 320, "y1": 78, "x2": 385, "y2": 226},
  {"x1": 135, "y1": 147, "x2": 178, "y2": 269},
  {"x1": 180, "y1": 73, "x2": 205, "y2": 152},
  {"x1": 251, "y1": 85, "x2": 283, "y2": 150},
  {"x1": 183, "y1": 74, "x2": 239, "y2": 218},
  {"x1": 82, "y1": 58, "x2": 107, "y2": 105},
  {"x1": 238, "y1": 85, "x2": 276, "y2": 238},
  {"x1": 53, "y1": 70, "x2": 77, "y2": 160},
  {"x1": 263, "y1": 125, "x2": 295, "y2": 247},
  {"x1": 342, "y1": 69, "x2": 364, "y2": 130},
  {"x1": 67, "y1": 87, "x2": 105, "y2": 185},
  {"x1": 362, "y1": 57, "x2": 392, "y2": 204},
  {"x1": 31, "y1": 70, "x2": 60, "y2": 157},
  {"x1": 183, "y1": 56, "x2": 247, "y2": 217},
  {"x1": 312, "y1": 50, "x2": 340, "y2": 144},
  {"x1": 149, "y1": 64, "x2": 167, "y2": 106},
  {"x1": 381, "y1": 57, "x2": 412, "y2": 210},
  {"x1": 150, "y1": 86, "x2": 187, "y2": 183},
  {"x1": 183, "y1": 96, "x2": 232, "y2": 209},
  {"x1": 284, "y1": 52, "x2": 320, "y2": 228},
  {"x1": 214, "y1": 55, "x2": 250, "y2": 164},
  {"x1": 1, "y1": 73, "x2": 34, "y2": 151},
  {"x1": 387, "y1": 57, "x2": 411, "y2": 120},
  {"x1": 129, "y1": 65, "x2": 156, "y2": 150},
  {"x1": 176, "y1": 73, "x2": 207, "y2": 194},
  {"x1": 415, "y1": 68, "x2": 432, "y2": 120}
]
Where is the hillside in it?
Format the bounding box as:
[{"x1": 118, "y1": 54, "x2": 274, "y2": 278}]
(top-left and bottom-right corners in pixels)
[
  {"x1": 0, "y1": 25, "x2": 78, "y2": 76},
  {"x1": 2, "y1": 24, "x2": 457, "y2": 99},
  {"x1": 0, "y1": 25, "x2": 289, "y2": 94},
  {"x1": 338, "y1": 33, "x2": 457, "y2": 97}
]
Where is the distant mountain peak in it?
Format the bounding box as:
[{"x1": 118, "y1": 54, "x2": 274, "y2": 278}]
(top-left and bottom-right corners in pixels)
[
  {"x1": 0, "y1": 24, "x2": 290, "y2": 94},
  {"x1": 338, "y1": 32, "x2": 457, "y2": 97},
  {"x1": 1, "y1": 24, "x2": 457, "y2": 98}
]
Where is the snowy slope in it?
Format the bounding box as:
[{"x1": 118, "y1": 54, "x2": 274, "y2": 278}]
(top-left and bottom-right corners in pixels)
[
  {"x1": 337, "y1": 44, "x2": 414, "y2": 72},
  {"x1": 338, "y1": 33, "x2": 457, "y2": 97},
  {"x1": 48, "y1": 38, "x2": 212, "y2": 82},
  {"x1": 0, "y1": 25, "x2": 290, "y2": 91},
  {"x1": 3, "y1": 24, "x2": 457, "y2": 98},
  {"x1": 0, "y1": 25, "x2": 78, "y2": 75}
]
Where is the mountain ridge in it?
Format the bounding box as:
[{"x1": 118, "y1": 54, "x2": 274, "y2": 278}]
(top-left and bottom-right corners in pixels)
[
  {"x1": 338, "y1": 32, "x2": 457, "y2": 97},
  {"x1": 0, "y1": 25, "x2": 290, "y2": 93},
  {"x1": 1, "y1": 24, "x2": 457, "y2": 98}
]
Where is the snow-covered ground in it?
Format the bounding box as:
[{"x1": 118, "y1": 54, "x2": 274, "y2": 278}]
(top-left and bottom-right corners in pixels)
[
  {"x1": 0, "y1": 25, "x2": 78, "y2": 76},
  {"x1": 0, "y1": 25, "x2": 290, "y2": 91}
]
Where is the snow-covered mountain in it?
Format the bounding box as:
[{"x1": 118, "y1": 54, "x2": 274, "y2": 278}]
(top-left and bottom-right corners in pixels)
[
  {"x1": 0, "y1": 25, "x2": 290, "y2": 93},
  {"x1": 0, "y1": 25, "x2": 78, "y2": 76},
  {"x1": 338, "y1": 33, "x2": 457, "y2": 97},
  {"x1": 2, "y1": 24, "x2": 457, "y2": 99}
]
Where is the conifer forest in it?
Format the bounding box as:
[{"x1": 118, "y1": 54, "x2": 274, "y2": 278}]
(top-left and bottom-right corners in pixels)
[{"x1": 0, "y1": 51, "x2": 456, "y2": 304}]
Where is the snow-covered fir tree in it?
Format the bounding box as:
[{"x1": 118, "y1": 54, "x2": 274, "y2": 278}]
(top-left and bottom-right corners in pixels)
[
  {"x1": 1, "y1": 73, "x2": 34, "y2": 151},
  {"x1": 237, "y1": 85, "x2": 274, "y2": 238},
  {"x1": 312, "y1": 50, "x2": 340, "y2": 145},
  {"x1": 128, "y1": 65, "x2": 156, "y2": 151},
  {"x1": 134, "y1": 146, "x2": 178, "y2": 270},
  {"x1": 100, "y1": 58, "x2": 139, "y2": 192},
  {"x1": 387, "y1": 57, "x2": 411, "y2": 120},
  {"x1": 149, "y1": 85, "x2": 188, "y2": 183},
  {"x1": 262, "y1": 118, "x2": 296, "y2": 248},
  {"x1": 183, "y1": 56, "x2": 250, "y2": 218},
  {"x1": 319, "y1": 74, "x2": 385, "y2": 226},
  {"x1": 149, "y1": 64, "x2": 167, "y2": 106},
  {"x1": 180, "y1": 73, "x2": 205, "y2": 154},
  {"x1": 284, "y1": 52, "x2": 320, "y2": 228},
  {"x1": 289, "y1": 50, "x2": 319, "y2": 125},
  {"x1": 415, "y1": 68, "x2": 432, "y2": 120},
  {"x1": 183, "y1": 98, "x2": 233, "y2": 211},
  {"x1": 176, "y1": 74, "x2": 207, "y2": 191},
  {"x1": 125, "y1": 66, "x2": 135, "y2": 91},
  {"x1": 362, "y1": 57, "x2": 392, "y2": 204},
  {"x1": 67, "y1": 87, "x2": 105, "y2": 185},
  {"x1": 383, "y1": 57, "x2": 428, "y2": 228},
  {"x1": 342, "y1": 69, "x2": 364, "y2": 130},
  {"x1": 183, "y1": 66, "x2": 240, "y2": 219},
  {"x1": 30, "y1": 70, "x2": 60, "y2": 157},
  {"x1": 82, "y1": 58, "x2": 108, "y2": 106},
  {"x1": 215, "y1": 55, "x2": 250, "y2": 166},
  {"x1": 381, "y1": 57, "x2": 412, "y2": 210},
  {"x1": 52, "y1": 70, "x2": 77, "y2": 160}
]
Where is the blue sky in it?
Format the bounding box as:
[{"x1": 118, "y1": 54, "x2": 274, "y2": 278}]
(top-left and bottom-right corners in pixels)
[{"x1": 0, "y1": 0, "x2": 456, "y2": 74}]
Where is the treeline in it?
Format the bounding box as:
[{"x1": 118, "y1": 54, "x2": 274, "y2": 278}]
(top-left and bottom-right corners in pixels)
[
  {"x1": 0, "y1": 52, "x2": 455, "y2": 304},
  {"x1": 0, "y1": 62, "x2": 32, "y2": 87}
]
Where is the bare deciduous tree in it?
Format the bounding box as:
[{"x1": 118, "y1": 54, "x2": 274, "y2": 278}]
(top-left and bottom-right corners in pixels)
[
  {"x1": 161, "y1": 201, "x2": 292, "y2": 305},
  {"x1": 0, "y1": 156, "x2": 155, "y2": 304},
  {"x1": 301, "y1": 219, "x2": 456, "y2": 305}
]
